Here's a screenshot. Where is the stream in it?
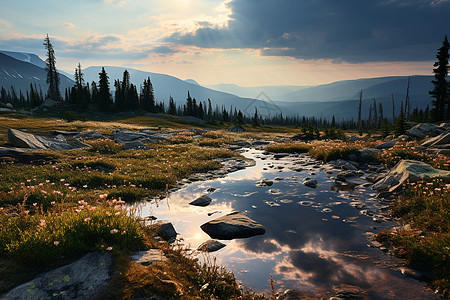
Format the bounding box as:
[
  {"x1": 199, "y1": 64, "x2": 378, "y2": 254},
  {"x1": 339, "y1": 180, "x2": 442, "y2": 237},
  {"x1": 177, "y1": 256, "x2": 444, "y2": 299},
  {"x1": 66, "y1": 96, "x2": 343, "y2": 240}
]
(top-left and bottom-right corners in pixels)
[{"x1": 133, "y1": 148, "x2": 439, "y2": 299}]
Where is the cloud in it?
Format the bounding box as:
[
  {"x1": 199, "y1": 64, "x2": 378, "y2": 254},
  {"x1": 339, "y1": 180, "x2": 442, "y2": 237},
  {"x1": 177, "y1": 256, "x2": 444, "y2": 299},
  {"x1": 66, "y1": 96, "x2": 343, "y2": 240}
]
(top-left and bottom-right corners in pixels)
[
  {"x1": 166, "y1": 0, "x2": 450, "y2": 62},
  {"x1": 0, "y1": 18, "x2": 13, "y2": 29},
  {"x1": 62, "y1": 23, "x2": 75, "y2": 29},
  {"x1": 150, "y1": 45, "x2": 179, "y2": 54}
]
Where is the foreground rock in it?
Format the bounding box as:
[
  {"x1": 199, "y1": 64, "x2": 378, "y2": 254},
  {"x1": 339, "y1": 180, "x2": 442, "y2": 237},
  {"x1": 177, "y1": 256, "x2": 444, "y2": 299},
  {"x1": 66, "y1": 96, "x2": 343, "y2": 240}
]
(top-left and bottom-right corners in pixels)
[
  {"x1": 303, "y1": 179, "x2": 318, "y2": 188},
  {"x1": 8, "y1": 129, "x2": 87, "y2": 151},
  {"x1": 406, "y1": 123, "x2": 445, "y2": 139},
  {"x1": 197, "y1": 239, "x2": 226, "y2": 252},
  {"x1": 189, "y1": 195, "x2": 212, "y2": 206},
  {"x1": 1, "y1": 253, "x2": 112, "y2": 300},
  {"x1": 372, "y1": 160, "x2": 450, "y2": 192},
  {"x1": 421, "y1": 131, "x2": 450, "y2": 148},
  {"x1": 150, "y1": 221, "x2": 177, "y2": 242},
  {"x1": 200, "y1": 211, "x2": 265, "y2": 240}
]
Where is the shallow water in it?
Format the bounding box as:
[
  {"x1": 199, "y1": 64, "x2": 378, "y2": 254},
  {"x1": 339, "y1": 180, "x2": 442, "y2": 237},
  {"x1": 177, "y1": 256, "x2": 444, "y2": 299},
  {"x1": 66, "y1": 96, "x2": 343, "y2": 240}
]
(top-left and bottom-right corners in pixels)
[{"x1": 134, "y1": 149, "x2": 439, "y2": 299}]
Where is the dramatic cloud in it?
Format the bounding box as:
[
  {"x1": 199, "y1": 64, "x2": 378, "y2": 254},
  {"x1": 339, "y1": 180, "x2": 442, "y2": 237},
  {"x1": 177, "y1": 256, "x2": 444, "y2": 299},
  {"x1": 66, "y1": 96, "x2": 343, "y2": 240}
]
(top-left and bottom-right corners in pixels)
[{"x1": 167, "y1": 0, "x2": 450, "y2": 62}]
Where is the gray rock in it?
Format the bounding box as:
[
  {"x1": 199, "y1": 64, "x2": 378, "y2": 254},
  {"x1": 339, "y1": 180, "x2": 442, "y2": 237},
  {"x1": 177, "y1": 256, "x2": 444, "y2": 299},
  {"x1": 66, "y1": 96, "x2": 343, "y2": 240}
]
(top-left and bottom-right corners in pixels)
[
  {"x1": 421, "y1": 131, "x2": 450, "y2": 147},
  {"x1": 200, "y1": 211, "x2": 265, "y2": 240},
  {"x1": 440, "y1": 122, "x2": 450, "y2": 128},
  {"x1": 375, "y1": 140, "x2": 397, "y2": 149},
  {"x1": 178, "y1": 116, "x2": 206, "y2": 124},
  {"x1": 112, "y1": 129, "x2": 148, "y2": 143},
  {"x1": 273, "y1": 153, "x2": 289, "y2": 159},
  {"x1": 406, "y1": 123, "x2": 445, "y2": 138},
  {"x1": 150, "y1": 221, "x2": 177, "y2": 242},
  {"x1": 197, "y1": 239, "x2": 226, "y2": 252},
  {"x1": 277, "y1": 289, "x2": 312, "y2": 300},
  {"x1": 123, "y1": 141, "x2": 149, "y2": 150},
  {"x1": 1, "y1": 253, "x2": 112, "y2": 300},
  {"x1": 303, "y1": 179, "x2": 318, "y2": 188},
  {"x1": 189, "y1": 195, "x2": 212, "y2": 206},
  {"x1": 336, "y1": 170, "x2": 366, "y2": 185},
  {"x1": 252, "y1": 140, "x2": 270, "y2": 146},
  {"x1": 373, "y1": 160, "x2": 450, "y2": 191},
  {"x1": 8, "y1": 129, "x2": 87, "y2": 151},
  {"x1": 5, "y1": 102, "x2": 13, "y2": 109},
  {"x1": 257, "y1": 179, "x2": 274, "y2": 186},
  {"x1": 131, "y1": 249, "x2": 167, "y2": 266},
  {"x1": 228, "y1": 125, "x2": 245, "y2": 133},
  {"x1": 187, "y1": 128, "x2": 208, "y2": 135},
  {"x1": 332, "y1": 159, "x2": 358, "y2": 171},
  {"x1": 75, "y1": 130, "x2": 104, "y2": 139}
]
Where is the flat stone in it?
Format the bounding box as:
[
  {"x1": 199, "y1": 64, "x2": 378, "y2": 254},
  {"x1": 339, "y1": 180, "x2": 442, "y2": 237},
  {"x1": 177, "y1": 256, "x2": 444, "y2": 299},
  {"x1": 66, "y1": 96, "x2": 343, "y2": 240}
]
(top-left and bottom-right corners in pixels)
[
  {"x1": 189, "y1": 195, "x2": 212, "y2": 206},
  {"x1": 197, "y1": 239, "x2": 226, "y2": 252},
  {"x1": 406, "y1": 123, "x2": 445, "y2": 139},
  {"x1": 200, "y1": 211, "x2": 265, "y2": 240},
  {"x1": 8, "y1": 129, "x2": 88, "y2": 151},
  {"x1": 131, "y1": 249, "x2": 167, "y2": 266},
  {"x1": 75, "y1": 130, "x2": 104, "y2": 139},
  {"x1": 375, "y1": 140, "x2": 397, "y2": 149},
  {"x1": 1, "y1": 253, "x2": 112, "y2": 300},
  {"x1": 257, "y1": 179, "x2": 273, "y2": 186},
  {"x1": 421, "y1": 131, "x2": 450, "y2": 148}
]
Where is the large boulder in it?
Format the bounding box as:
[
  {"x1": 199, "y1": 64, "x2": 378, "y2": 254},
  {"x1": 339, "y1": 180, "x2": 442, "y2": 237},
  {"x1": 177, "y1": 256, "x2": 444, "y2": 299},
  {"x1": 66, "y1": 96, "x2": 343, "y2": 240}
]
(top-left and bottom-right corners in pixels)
[
  {"x1": 8, "y1": 129, "x2": 87, "y2": 151},
  {"x1": 372, "y1": 160, "x2": 450, "y2": 192},
  {"x1": 375, "y1": 140, "x2": 397, "y2": 149},
  {"x1": 406, "y1": 123, "x2": 445, "y2": 139},
  {"x1": 200, "y1": 211, "x2": 265, "y2": 240},
  {"x1": 421, "y1": 131, "x2": 450, "y2": 148},
  {"x1": 1, "y1": 253, "x2": 112, "y2": 300}
]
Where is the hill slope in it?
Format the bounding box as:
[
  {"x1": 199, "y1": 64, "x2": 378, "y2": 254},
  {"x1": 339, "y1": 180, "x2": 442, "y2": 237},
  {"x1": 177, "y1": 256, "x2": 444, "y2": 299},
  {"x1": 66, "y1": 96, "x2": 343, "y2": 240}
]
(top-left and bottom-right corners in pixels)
[{"x1": 0, "y1": 52, "x2": 74, "y2": 96}]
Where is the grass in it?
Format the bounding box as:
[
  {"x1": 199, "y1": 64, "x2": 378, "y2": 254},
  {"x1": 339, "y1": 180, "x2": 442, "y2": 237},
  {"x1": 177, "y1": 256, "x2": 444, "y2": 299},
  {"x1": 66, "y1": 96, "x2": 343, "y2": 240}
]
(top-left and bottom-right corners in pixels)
[
  {"x1": 266, "y1": 140, "x2": 377, "y2": 162},
  {"x1": 376, "y1": 179, "x2": 450, "y2": 295}
]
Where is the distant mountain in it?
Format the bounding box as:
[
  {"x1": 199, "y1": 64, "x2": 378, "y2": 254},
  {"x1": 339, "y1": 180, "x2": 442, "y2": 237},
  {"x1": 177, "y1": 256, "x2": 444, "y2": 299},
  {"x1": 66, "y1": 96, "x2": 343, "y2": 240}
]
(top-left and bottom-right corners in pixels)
[
  {"x1": 206, "y1": 83, "x2": 312, "y2": 101},
  {"x1": 0, "y1": 52, "x2": 74, "y2": 96},
  {"x1": 277, "y1": 76, "x2": 434, "y2": 121},
  {"x1": 184, "y1": 79, "x2": 200, "y2": 85},
  {"x1": 82, "y1": 66, "x2": 279, "y2": 116}
]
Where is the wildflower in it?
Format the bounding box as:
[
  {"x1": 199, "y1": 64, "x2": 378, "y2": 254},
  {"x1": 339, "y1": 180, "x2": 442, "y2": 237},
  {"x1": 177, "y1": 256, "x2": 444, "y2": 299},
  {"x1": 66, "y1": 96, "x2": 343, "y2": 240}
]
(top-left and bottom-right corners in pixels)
[
  {"x1": 106, "y1": 247, "x2": 113, "y2": 251},
  {"x1": 110, "y1": 229, "x2": 118, "y2": 234},
  {"x1": 99, "y1": 194, "x2": 108, "y2": 199},
  {"x1": 53, "y1": 241, "x2": 60, "y2": 246},
  {"x1": 115, "y1": 211, "x2": 121, "y2": 216},
  {"x1": 60, "y1": 179, "x2": 65, "y2": 182},
  {"x1": 84, "y1": 217, "x2": 91, "y2": 222},
  {"x1": 39, "y1": 219, "x2": 46, "y2": 227},
  {"x1": 46, "y1": 180, "x2": 50, "y2": 183},
  {"x1": 27, "y1": 179, "x2": 31, "y2": 182},
  {"x1": 51, "y1": 201, "x2": 56, "y2": 205},
  {"x1": 33, "y1": 203, "x2": 38, "y2": 207}
]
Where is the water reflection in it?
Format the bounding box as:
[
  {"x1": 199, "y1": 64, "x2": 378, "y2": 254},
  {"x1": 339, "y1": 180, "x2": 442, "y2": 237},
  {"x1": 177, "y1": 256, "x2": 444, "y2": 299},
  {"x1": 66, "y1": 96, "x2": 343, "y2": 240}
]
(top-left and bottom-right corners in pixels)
[{"x1": 135, "y1": 149, "x2": 438, "y2": 299}]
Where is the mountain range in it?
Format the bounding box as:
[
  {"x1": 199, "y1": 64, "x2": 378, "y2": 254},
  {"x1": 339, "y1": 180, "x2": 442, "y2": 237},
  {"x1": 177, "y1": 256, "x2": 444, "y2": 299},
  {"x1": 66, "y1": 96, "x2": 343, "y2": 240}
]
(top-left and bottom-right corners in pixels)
[{"x1": 0, "y1": 50, "x2": 434, "y2": 120}]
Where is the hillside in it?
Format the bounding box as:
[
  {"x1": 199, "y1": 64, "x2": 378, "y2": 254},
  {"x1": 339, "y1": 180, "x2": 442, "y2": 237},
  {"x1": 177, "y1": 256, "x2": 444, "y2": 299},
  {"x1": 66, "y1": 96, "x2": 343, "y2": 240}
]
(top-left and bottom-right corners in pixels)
[{"x1": 0, "y1": 52, "x2": 74, "y2": 96}]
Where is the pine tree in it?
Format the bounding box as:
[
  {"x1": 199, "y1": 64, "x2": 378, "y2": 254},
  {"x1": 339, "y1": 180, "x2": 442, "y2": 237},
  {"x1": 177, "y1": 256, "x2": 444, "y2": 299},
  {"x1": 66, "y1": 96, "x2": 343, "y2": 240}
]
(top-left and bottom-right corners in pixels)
[
  {"x1": 378, "y1": 102, "x2": 383, "y2": 128},
  {"x1": 97, "y1": 67, "x2": 113, "y2": 111},
  {"x1": 357, "y1": 90, "x2": 363, "y2": 135},
  {"x1": 140, "y1": 77, "x2": 155, "y2": 112},
  {"x1": 252, "y1": 107, "x2": 260, "y2": 126},
  {"x1": 168, "y1": 95, "x2": 176, "y2": 115},
  {"x1": 429, "y1": 35, "x2": 449, "y2": 121},
  {"x1": 43, "y1": 34, "x2": 61, "y2": 100},
  {"x1": 394, "y1": 101, "x2": 407, "y2": 135}
]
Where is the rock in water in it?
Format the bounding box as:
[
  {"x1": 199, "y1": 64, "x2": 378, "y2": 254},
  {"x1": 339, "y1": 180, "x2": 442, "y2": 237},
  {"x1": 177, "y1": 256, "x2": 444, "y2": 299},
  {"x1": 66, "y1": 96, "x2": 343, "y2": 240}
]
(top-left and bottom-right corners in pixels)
[
  {"x1": 200, "y1": 211, "x2": 265, "y2": 240},
  {"x1": 189, "y1": 195, "x2": 212, "y2": 206},
  {"x1": 150, "y1": 221, "x2": 177, "y2": 242},
  {"x1": 303, "y1": 179, "x2": 318, "y2": 188},
  {"x1": 197, "y1": 239, "x2": 226, "y2": 252},
  {"x1": 1, "y1": 253, "x2": 112, "y2": 300},
  {"x1": 256, "y1": 179, "x2": 273, "y2": 186}
]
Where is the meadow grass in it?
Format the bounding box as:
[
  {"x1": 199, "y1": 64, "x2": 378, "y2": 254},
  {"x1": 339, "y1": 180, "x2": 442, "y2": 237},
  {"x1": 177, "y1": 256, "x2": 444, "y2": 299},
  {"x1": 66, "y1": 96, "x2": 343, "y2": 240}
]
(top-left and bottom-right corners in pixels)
[{"x1": 376, "y1": 179, "x2": 450, "y2": 294}]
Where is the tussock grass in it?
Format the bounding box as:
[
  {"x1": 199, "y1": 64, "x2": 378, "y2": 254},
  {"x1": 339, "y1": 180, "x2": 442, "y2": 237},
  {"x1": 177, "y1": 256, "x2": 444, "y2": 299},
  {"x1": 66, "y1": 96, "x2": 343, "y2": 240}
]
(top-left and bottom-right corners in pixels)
[{"x1": 376, "y1": 179, "x2": 450, "y2": 294}]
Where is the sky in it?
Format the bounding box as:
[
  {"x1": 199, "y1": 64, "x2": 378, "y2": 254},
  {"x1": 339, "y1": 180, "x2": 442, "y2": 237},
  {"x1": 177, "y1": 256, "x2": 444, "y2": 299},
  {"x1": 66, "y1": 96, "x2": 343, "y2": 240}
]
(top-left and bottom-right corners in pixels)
[{"x1": 0, "y1": 0, "x2": 448, "y2": 86}]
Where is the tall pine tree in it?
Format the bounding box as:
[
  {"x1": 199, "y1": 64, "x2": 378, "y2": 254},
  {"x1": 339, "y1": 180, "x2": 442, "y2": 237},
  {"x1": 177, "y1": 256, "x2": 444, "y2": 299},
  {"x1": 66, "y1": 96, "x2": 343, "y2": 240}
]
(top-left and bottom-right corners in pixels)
[
  {"x1": 43, "y1": 34, "x2": 61, "y2": 100},
  {"x1": 429, "y1": 35, "x2": 449, "y2": 121},
  {"x1": 97, "y1": 67, "x2": 113, "y2": 111}
]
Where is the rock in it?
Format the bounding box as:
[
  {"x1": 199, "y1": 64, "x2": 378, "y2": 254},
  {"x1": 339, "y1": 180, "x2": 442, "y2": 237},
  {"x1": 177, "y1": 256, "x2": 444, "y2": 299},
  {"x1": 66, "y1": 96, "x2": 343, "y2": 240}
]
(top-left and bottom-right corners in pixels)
[
  {"x1": 375, "y1": 140, "x2": 397, "y2": 149},
  {"x1": 353, "y1": 148, "x2": 380, "y2": 162},
  {"x1": 150, "y1": 221, "x2": 177, "y2": 242},
  {"x1": 187, "y1": 128, "x2": 208, "y2": 135},
  {"x1": 257, "y1": 179, "x2": 273, "y2": 186},
  {"x1": 336, "y1": 170, "x2": 366, "y2": 185},
  {"x1": 252, "y1": 140, "x2": 270, "y2": 146},
  {"x1": 0, "y1": 146, "x2": 30, "y2": 156},
  {"x1": 54, "y1": 130, "x2": 80, "y2": 136},
  {"x1": 332, "y1": 159, "x2": 358, "y2": 171},
  {"x1": 189, "y1": 195, "x2": 212, "y2": 206},
  {"x1": 440, "y1": 122, "x2": 450, "y2": 128},
  {"x1": 234, "y1": 140, "x2": 252, "y2": 147},
  {"x1": 303, "y1": 179, "x2": 318, "y2": 188},
  {"x1": 200, "y1": 211, "x2": 265, "y2": 239},
  {"x1": 131, "y1": 249, "x2": 167, "y2": 266},
  {"x1": 197, "y1": 239, "x2": 226, "y2": 252},
  {"x1": 273, "y1": 153, "x2": 289, "y2": 159},
  {"x1": 406, "y1": 123, "x2": 445, "y2": 139},
  {"x1": 178, "y1": 116, "x2": 206, "y2": 124},
  {"x1": 8, "y1": 129, "x2": 87, "y2": 151},
  {"x1": 5, "y1": 102, "x2": 13, "y2": 109},
  {"x1": 123, "y1": 141, "x2": 149, "y2": 150},
  {"x1": 228, "y1": 125, "x2": 245, "y2": 133},
  {"x1": 373, "y1": 160, "x2": 450, "y2": 191},
  {"x1": 277, "y1": 289, "x2": 313, "y2": 300},
  {"x1": 1, "y1": 253, "x2": 112, "y2": 300},
  {"x1": 421, "y1": 131, "x2": 450, "y2": 147},
  {"x1": 112, "y1": 129, "x2": 148, "y2": 143},
  {"x1": 75, "y1": 130, "x2": 104, "y2": 139}
]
